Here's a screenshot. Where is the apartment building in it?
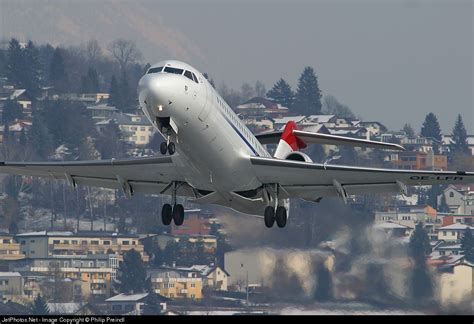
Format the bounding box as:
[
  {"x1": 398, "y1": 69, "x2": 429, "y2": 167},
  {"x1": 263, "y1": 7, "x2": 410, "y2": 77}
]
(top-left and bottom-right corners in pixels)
[{"x1": 16, "y1": 231, "x2": 149, "y2": 263}]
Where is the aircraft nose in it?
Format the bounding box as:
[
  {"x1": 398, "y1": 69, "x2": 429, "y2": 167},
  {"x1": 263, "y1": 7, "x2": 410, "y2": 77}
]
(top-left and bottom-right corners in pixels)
[{"x1": 138, "y1": 73, "x2": 176, "y2": 114}]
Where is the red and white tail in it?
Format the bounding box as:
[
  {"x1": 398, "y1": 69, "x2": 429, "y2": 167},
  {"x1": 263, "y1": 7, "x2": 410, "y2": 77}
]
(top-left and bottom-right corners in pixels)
[{"x1": 274, "y1": 121, "x2": 307, "y2": 159}]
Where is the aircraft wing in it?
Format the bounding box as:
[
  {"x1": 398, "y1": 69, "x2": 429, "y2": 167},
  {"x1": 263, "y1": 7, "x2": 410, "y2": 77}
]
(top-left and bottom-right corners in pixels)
[
  {"x1": 250, "y1": 156, "x2": 474, "y2": 202},
  {"x1": 0, "y1": 156, "x2": 194, "y2": 197},
  {"x1": 256, "y1": 130, "x2": 405, "y2": 151}
]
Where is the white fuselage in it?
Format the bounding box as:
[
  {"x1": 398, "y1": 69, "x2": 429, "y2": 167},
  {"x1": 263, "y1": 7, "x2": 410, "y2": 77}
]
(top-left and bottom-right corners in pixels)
[{"x1": 138, "y1": 60, "x2": 279, "y2": 215}]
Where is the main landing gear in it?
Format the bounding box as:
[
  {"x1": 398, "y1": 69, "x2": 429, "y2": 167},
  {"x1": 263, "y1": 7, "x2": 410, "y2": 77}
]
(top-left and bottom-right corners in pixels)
[
  {"x1": 161, "y1": 181, "x2": 184, "y2": 226},
  {"x1": 161, "y1": 203, "x2": 184, "y2": 226},
  {"x1": 264, "y1": 184, "x2": 288, "y2": 228}
]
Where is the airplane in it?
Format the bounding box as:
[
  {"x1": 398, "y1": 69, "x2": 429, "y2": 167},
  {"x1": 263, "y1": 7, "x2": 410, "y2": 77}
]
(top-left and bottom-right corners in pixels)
[{"x1": 0, "y1": 60, "x2": 473, "y2": 228}]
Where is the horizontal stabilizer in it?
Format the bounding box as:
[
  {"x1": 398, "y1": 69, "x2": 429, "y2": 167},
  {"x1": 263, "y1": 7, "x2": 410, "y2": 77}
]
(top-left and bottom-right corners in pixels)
[{"x1": 256, "y1": 130, "x2": 405, "y2": 151}]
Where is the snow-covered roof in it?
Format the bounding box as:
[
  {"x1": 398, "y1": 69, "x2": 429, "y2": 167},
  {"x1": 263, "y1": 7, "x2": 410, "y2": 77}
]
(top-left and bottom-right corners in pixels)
[
  {"x1": 0, "y1": 272, "x2": 21, "y2": 277},
  {"x1": 301, "y1": 115, "x2": 335, "y2": 124},
  {"x1": 374, "y1": 222, "x2": 409, "y2": 230},
  {"x1": 9, "y1": 89, "x2": 26, "y2": 99},
  {"x1": 47, "y1": 303, "x2": 82, "y2": 314},
  {"x1": 105, "y1": 293, "x2": 148, "y2": 302},
  {"x1": 438, "y1": 223, "x2": 474, "y2": 230},
  {"x1": 273, "y1": 116, "x2": 306, "y2": 125}
]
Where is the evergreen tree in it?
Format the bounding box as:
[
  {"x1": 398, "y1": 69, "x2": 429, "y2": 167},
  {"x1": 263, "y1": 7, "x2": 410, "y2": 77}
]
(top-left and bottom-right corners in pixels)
[
  {"x1": 108, "y1": 75, "x2": 121, "y2": 107},
  {"x1": 437, "y1": 194, "x2": 450, "y2": 213},
  {"x1": 240, "y1": 82, "x2": 255, "y2": 102},
  {"x1": 87, "y1": 67, "x2": 100, "y2": 93},
  {"x1": 8, "y1": 220, "x2": 19, "y2": 235},
  {"x1": 19, "y1": 128, "x2": 27, "y2": 146},
  {"x1": 293, "y1": 66, "x2": 322, "y2": 115},
  {"x1": 460, "y1": 228, "x2": 474, "y2": 263},
  {"x1": 420, "y1": 113, "x2": 442, "y2": 153},
  {"x1": 28, "y1": 111, "x2": 54, "y2": 159},
  {"x1": 402, "y1": 123, "x2": 415, "y2": 138},
  {"x1": 2, "y1": 100, "x2": 23, "y2": 125},
  {"x1": 266, "y1": 78, "x2": 295, "y2": 109},
  {"x1": 119, "y1": 71, "x2": 134, "y2": 112},
  {"x1": 49, "y1": 48, "x2": 69, "y2": 93},
  {"x1": 31, "y1": 294, "x2": 49, "y2": 315},
  {"x1": 23, "y1": 40, "x2": 42, "y2": 97},
  {"x1": 449, "y1": 114, "x2": 469, "y2": 159},
  {"x1": 117, "y1": 249, "x2": 148, "y2": 294},
  {"x1": 6, "y1": 38, "x2": 24, "y2": 88},
  {"x1": 408, "y1": 222, "x2": 433, "y2": 303}
]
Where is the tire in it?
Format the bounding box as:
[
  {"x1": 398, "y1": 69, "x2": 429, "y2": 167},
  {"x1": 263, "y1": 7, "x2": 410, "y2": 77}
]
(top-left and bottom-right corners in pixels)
[
  {"x1": 264, "y1": 206, "x2": 275, "y2": 228},
  {"x1": 275, "y1": 206, "x2": 287, "y2": 228},
  {"x1": 173, "y1": 204, "x2": 185, "y2": 226},
  {"x1": 168, "y1": 142, "x2": 176, "y2": 155},
  {"x1": 161, "y1": 204, "x2": 172, "y2": 225},
  {"x1": 160, "y1": 142, "x2": 168, "y2": 155}
]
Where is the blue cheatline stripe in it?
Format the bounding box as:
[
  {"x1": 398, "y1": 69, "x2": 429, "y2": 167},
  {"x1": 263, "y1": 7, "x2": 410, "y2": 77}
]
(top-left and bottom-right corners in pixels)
[{"x1": 220, "y1": 110, "x2": 260, "y2": 157}]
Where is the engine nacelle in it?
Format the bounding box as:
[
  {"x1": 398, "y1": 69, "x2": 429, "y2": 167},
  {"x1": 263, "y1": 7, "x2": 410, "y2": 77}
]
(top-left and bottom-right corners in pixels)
[{"x1": 283, "y1": 151, "x2": 313, "y2": 163}]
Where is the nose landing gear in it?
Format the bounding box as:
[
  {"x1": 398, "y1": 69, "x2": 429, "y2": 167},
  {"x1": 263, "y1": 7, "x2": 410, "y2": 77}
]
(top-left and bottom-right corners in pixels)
[{"x1": 160, "y1": 139, "x2": 176, "y2": 155}]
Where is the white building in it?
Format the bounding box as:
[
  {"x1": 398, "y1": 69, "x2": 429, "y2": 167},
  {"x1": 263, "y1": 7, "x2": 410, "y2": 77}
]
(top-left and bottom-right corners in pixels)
[{"x1": 437, "y1": 223, "x2": 474, "y2": 242}]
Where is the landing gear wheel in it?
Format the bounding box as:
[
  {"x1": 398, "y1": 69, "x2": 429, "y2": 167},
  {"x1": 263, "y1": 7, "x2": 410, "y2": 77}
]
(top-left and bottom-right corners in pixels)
[
  {"x1": 264, "y1": 206, "x2": 275, "y2": 228},
  {"x1": 172, "y1": 204, "x2": 184, "y2": 226},
  {"x1": 160, "y1": 142, "x2": 168, "y2": 155},
  {"x1": 275, "y1": 206, "x2": 287, "y2": 228},
  {"x1": 168, "y1": 142, "x2": 176, "y2": 155},
  {"x1": 161, "y1": 204, "x2": 172, "y2": 225}
]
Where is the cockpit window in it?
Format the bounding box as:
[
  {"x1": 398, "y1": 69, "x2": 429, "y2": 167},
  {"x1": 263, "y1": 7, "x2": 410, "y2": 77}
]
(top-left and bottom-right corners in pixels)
[
  {"x1": 163, "y1": 66, "x2": 184, "y2": 75},
  {"x1": 184, "y1": 70, "x2": 193, "y2": 81},
  {"x1": 148, "y1": 66, "x2": 163, "y2": 74},
  {"x1": 191, "y1": 72, "x2": 199, "y2": 84}
]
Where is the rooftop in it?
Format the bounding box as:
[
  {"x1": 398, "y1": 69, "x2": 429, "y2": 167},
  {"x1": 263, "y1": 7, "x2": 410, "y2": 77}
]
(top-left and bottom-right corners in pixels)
[{"x1": 105, "y1": 293, "x2": 148, "y2": 302}]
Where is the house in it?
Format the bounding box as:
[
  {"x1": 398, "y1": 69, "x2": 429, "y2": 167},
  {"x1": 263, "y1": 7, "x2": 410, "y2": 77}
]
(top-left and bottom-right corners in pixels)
[
  {"x1": 438, "y1": 261, "x2": 473, "y2": 309},
  {"x1": 86, "y1": 104, "x2": 118, "y2": 121},
  {"x1": 430, "y1": 242, "x2": 463, "y2": 258},
  {"x1": 358, "y1": 121, "x2": 387, "y2": 136},
  {"x1": 0, "y1": 272, "x2": 23, "y2": 301},
  {"x1": 105, "y1": 292, "x2": 167, "y2": 315},
  {"x1": 170, "y1": 209, "x2": 214, "y2": 236},
  {"x1": 235, "y1": 97, "x2": 289, "y2": 118},
  {"x1": 155, "y1": 234, "x2": 217, "y2": 254},
  {"x1": 188, "y1": 264, "x2": 230, "y2": 291},
  {"x1": 438, "y1": 185, "x2": 474, "y2": 215},
  {"x1": 440, "y1": 213, "x2": 474, "y2": 227},
  {"x1": 273, "y1": 116, "x2": 306, "y2": 130},
  {"x1": 373, "y1": 221, "x2": 411, "y2": 237},
  {"x1": 60, "y1": 93, "x2": 110, "y2": 104},
  {"x1": 437, "y1": 223, "x2": 474, "y2": 242},
  {"x1": 443, "y1": 134, "x2": 474, "y2": 156},
  {"x1": 400, "y1": 136, "x2": 440, "y2": 153},
  {"x1": 47, "y1": 303, "x2": 83, "y2": 315},
  {"x1": 98, "y1": 113, "x2": 155, "y2": 146},
  {"x1": 147, "y1": 267, "x2": 203, "y2": 300},
  {"x1": 392, "y1": 151, "x2": 447, "y2": 171}
]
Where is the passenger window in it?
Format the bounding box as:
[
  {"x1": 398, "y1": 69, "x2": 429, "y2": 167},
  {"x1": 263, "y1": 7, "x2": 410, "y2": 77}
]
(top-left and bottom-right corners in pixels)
[
  {"x1": 164, "y1": 66, "x2": 184, "y2": 75},
  {"x1": 184, "y1": 70, "x2": 194, "y2": 81},
  {"x1": 148, "y1": 66, "x2": 163, "y2": 74}
]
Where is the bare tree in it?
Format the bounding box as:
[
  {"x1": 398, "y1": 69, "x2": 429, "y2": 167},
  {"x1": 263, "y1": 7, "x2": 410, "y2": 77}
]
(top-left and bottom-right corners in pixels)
[
  {"x1": 107, "y1": 39, "x2": 142, "y2": 71},
  {"x1": 84, "y1": 39, "x2": 102, "y2": 65}
]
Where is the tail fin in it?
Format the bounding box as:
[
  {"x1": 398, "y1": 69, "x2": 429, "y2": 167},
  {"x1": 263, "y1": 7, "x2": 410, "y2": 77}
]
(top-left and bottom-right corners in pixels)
[{"x1": 274, "y1": 121, "x2": 307, "y2": 159}]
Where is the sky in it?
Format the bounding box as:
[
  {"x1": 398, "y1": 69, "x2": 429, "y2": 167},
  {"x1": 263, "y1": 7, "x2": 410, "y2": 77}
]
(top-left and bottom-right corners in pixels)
[{"x1": 0, "y1": 0, "x2": 472, "y2": 133}]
